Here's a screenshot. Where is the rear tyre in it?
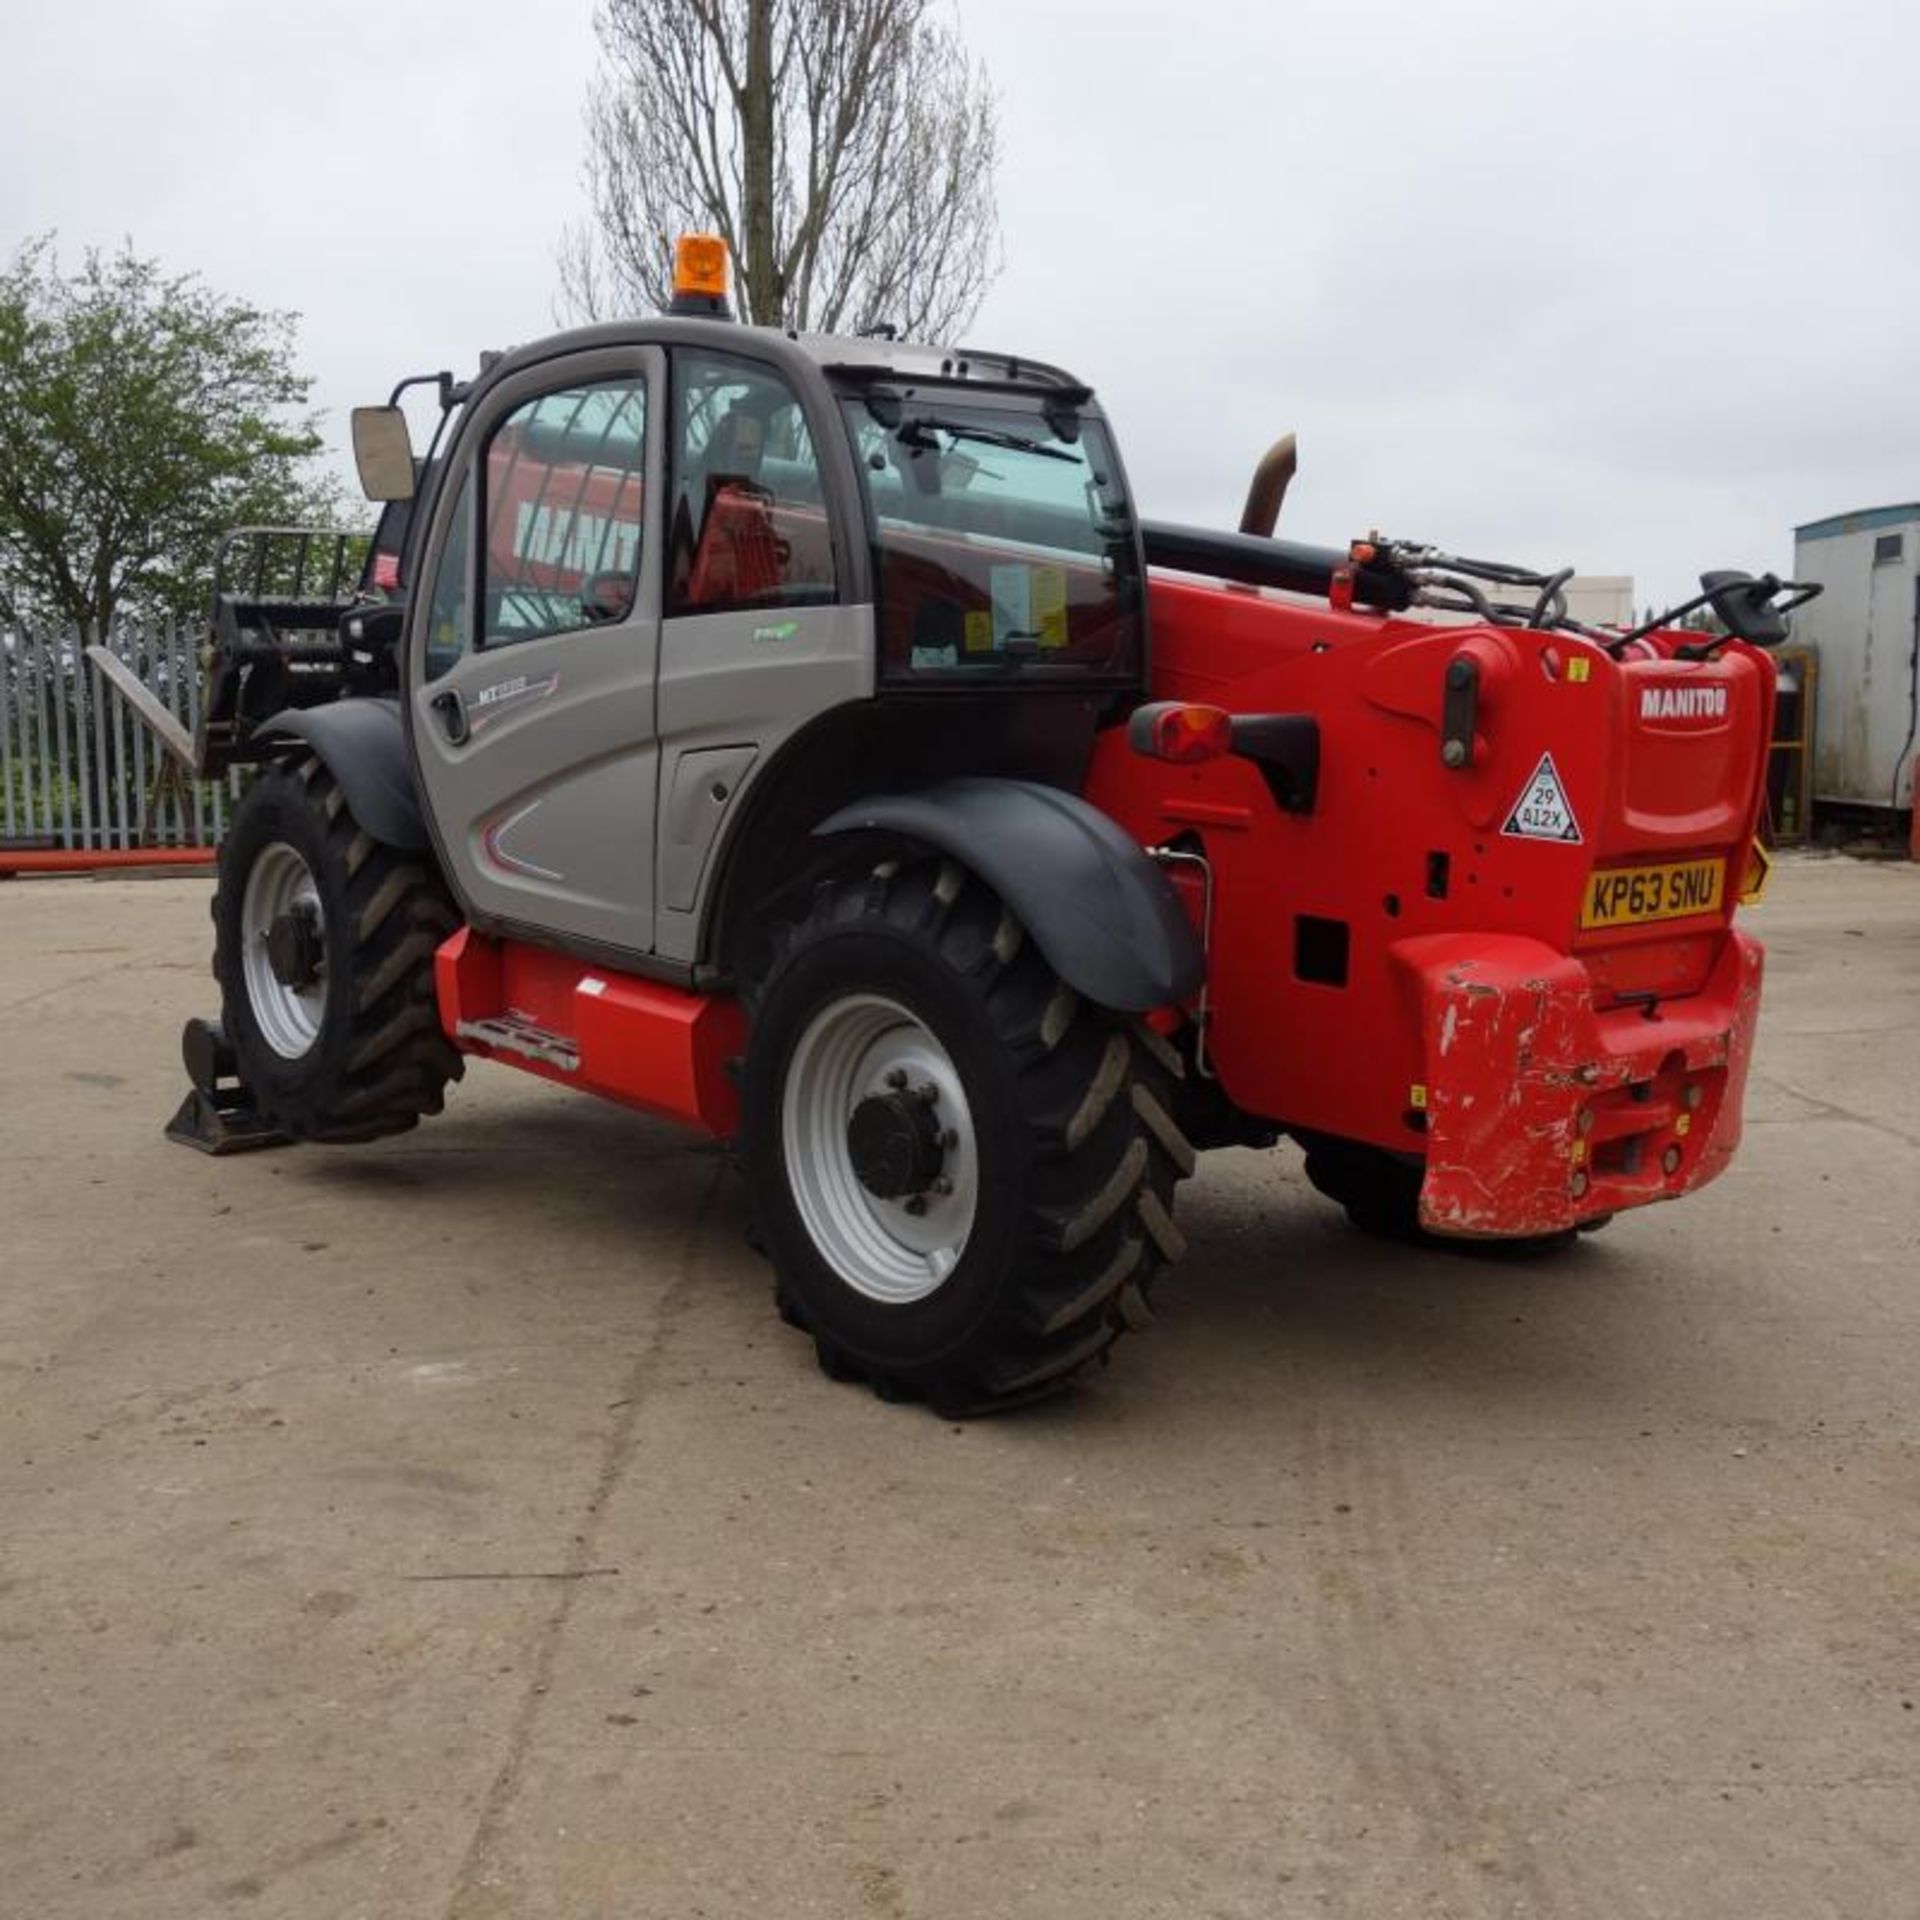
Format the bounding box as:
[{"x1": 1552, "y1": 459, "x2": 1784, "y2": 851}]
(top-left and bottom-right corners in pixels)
[
  {"x1": 1299, "y1": 1134, "x2": 1585, "y2": 1255},
  {"x1": 741, "y1": 856, "x2": 1193, "y2": 1415},
  {"x1": 213, "y1": 755, "x2": 463, "y2": 1142}
]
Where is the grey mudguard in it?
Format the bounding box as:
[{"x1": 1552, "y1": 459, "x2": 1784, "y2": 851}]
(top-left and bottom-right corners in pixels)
[
  {"x1": 815, "y1": 778, "x2": 1204, "y2": 1012},
  {"x1": 259, "y1": 699, "x2": 427, "y2": 851}
]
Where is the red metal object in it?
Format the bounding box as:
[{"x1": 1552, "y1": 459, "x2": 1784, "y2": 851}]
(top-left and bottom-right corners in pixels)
[
  {"x1": 421, "y1": 547, "x2": 1774, "y2": 1242},
  {"x1": 1082, "y1": 572, "x2": 1776, "y2": 1235},
  {"x1": 1392, "y1": 927, "x2": 1761, "y2": 1236},
  {"x1": 435, "y1": 927, "x2": 744, "y2": 1136},
  {"x1": 0, "y1": 847, "x2": 216, "y2": 877}
]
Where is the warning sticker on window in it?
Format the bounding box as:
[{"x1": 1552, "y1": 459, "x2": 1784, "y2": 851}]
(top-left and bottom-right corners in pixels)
[
  {"x1": 1502, "y1": 752, "x2": 1582, "y2": 843},
  {"x1": 1032, "y1": 567, "x2": 1068, "y2": 648},
  {"x1": 989, "y1": 564, "x2": 1031, "y2": 646},
  {"x1": 988, "y1": 564, "x2": 1071, "y2": 650}
]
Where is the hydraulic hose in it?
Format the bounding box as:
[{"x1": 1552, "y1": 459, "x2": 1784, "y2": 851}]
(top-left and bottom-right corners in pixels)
[{"x1": 1140, "y1": 521, "x2": 1413, "y2": 612}]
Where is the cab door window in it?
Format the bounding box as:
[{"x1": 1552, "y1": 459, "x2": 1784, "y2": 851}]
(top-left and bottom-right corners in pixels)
[
  {"x1": 668, "y1": 352, "x2": 836, "y2": 616},
  {"x1": 421, "y1": 467, "x2": 474, "y2": 681},
  {"x1": 481, "y1": 378, "x2": 647, "y2": 646}
]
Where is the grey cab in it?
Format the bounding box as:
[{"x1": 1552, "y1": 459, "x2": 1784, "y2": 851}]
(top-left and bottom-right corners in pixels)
[{"x1": 345, "y1": 318, "x2": 1169, "y2": 996}]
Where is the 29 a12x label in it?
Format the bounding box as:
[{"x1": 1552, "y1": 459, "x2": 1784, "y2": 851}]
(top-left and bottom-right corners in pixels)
[{"x1": 1501, "y1": 752, "x2": 1582, "y2": 844}]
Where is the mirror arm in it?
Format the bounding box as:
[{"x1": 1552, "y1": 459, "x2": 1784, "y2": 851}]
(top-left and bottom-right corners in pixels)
[
  {"x1": 1607, "y1": 585, "x2": 1722, "y2": 655},
  {"x1": 386, "y1": 370, "x2": 461, "y2": 412},
  {"x1": 1610, "y1": 574, "x2": 1822, "y2": 660}
]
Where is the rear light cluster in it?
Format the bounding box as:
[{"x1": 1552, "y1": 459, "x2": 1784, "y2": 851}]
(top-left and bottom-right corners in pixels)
[{"x1": 1128, "y1": 701, "x2": 1233, "y2": 764}]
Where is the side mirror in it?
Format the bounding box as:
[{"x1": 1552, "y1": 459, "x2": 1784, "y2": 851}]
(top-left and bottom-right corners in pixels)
[
  {"x1": 1700, "y1": 570, "x2": 1789, "y2": 648},
  {"x1": 351, "y1": 406, "x2": 417, "y2": 502},
  {"x1": 340, "y1": 602, "x2": 405, "y2": 653}
]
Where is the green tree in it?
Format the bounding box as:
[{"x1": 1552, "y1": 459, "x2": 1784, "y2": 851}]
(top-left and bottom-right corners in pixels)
[{"x1": 0, "y1": 236, "x2": 340, "y2": 641}]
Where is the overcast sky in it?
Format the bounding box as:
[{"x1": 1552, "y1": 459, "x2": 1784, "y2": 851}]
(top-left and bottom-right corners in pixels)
[{"x1": 5, "y1": 0, "x2": 1916, "y2": 604}]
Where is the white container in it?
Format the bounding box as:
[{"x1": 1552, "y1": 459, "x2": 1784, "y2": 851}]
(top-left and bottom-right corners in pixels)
[{"x1": 1791, "y1": 504, "x2": 1920, "y2": 809}]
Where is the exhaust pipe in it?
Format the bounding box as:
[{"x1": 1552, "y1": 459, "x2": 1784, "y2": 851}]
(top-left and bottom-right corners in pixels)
[{"x1": 1238, "y1": 432, "x2": 1298, "y2": 539}]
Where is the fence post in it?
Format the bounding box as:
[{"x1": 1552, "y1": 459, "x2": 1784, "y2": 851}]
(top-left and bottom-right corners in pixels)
[
  {"x1": 51, "y1": 633, "x2": 73, "y2": 849},
  {"x1": 73, "y1": 635, "x2": 95, "y2": 851},
  {"x1": 0, "y1": 639, "x2": 15, "y2": 840}
]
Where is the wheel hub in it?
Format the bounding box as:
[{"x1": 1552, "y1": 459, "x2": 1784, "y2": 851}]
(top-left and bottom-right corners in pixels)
[
  {"x1": 780, "y1": 993, "x2": 978, "y2": 1304},
  {"x1": 265, "y1": 903, "x2": 323, "y2": 990},
  {"x1": 847, "y1": 1086, "x2": 945, "y2": 1200},
  {"x1": 239, "y1": 841, "x2": 327, "y2": 1060}
]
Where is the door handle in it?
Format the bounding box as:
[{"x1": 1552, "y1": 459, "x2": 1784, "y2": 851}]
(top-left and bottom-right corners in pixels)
[{"x1": 431, "y1": 688, "x2": 469, "y2": 745}]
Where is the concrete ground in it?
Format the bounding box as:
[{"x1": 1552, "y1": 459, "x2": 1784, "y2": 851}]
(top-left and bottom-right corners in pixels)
[{"x1": 1, "y1": 856, "x2": 1915, "y2": 1919}]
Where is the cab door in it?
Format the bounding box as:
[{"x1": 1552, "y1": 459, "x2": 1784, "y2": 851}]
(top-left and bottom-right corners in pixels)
[
  {"x1": 649, "y1": 345, "x2": 874, "y2": 964},
  {"x1": 408, "y1": 347, "x2": 665, "y2": 956}
]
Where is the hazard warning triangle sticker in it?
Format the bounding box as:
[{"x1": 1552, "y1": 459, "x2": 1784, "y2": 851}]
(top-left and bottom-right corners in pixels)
[{"x1": 1501, "y1": 752, "x2": 1582, "y2": 843}]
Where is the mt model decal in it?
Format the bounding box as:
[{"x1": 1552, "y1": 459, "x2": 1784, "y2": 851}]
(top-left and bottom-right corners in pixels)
[{"x1": 468, "y1": 672, "x2": 561, "y2": 734}]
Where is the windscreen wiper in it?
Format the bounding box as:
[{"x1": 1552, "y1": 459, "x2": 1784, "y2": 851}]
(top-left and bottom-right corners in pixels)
[{"x1": 896, "y1": 417, "x2": 1078, "y2": 463}]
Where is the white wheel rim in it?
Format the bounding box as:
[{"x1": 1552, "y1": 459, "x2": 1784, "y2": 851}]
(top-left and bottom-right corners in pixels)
[
  {"x1": 240, "y1": 842, "x2": 327, "y2": 1059},
  {"x1": 780, "y1": 993, "x2": 978, "y2": 1304}
]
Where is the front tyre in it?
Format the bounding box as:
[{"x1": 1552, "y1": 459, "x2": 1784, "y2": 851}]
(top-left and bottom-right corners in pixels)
[
  {"x1": 742, "y1": 858, "x2": 1194, "y2": 1415},
  {"x1": 213, "y1": 755, "x2": 463, "y2": 1142}
]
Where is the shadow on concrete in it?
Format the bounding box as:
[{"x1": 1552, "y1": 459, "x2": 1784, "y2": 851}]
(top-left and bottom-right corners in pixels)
[{"x1": 280, "y1": 1097, "x2": 1693, "y2": 1433}]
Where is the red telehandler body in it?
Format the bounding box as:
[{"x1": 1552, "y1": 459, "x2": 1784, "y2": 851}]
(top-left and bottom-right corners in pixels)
[
  {"x1": 1088, "y1": 561, "x2": 1775, "y2": 1240},
  {"x1": 160, "y1": 239, "x2": 1810, "y2": 1415}
]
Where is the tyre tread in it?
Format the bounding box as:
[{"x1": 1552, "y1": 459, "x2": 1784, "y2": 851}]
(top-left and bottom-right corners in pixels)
[
  {"x1": 215, "y1": 760, "x2": 462, "y2": 1144},
  {"x1": 747, "y1": 858, "x2": 1193, "y2": 1415}
]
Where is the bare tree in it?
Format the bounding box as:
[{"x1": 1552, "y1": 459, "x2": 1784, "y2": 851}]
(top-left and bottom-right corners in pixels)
[{"x1": 559, "y1": 0, "x2": 999, "y2": 340}]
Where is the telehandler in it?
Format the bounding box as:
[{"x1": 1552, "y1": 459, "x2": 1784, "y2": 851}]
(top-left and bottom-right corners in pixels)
[{"x1": 162, "y1": 236, "x2": 1809, "y2": 1415}]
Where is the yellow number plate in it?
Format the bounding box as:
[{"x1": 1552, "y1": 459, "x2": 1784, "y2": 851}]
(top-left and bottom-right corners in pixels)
[{"x1": 1580, "y1": 857, "x2": 1725, "y2": 930}]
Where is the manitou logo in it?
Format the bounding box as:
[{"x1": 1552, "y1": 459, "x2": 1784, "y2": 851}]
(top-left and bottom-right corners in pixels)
[{"x1": 1640, "y1": 683, "x2": 1729, "y2": 723}]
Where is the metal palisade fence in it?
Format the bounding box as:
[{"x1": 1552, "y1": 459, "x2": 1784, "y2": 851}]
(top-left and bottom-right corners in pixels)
[{"x1": 0, "y1": 623, "x2": 237, "y2": 851}]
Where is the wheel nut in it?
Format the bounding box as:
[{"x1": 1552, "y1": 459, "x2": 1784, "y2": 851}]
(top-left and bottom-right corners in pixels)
[
  {"x1": 903, "y1": 1196, "x2": 928, "y2": 1216},
  {"x1": 1661, "y1": 1145, "x2": 1682, "y2": 1176},
  {"x1": 885, "y1": 1068, "x2": 908, "y2": 1090},
  {"x1": 929, "y1": 1175, "x2": 952, "y2": 1197},
  {"x1": 916, "y1": 1081, "x2": 939, "y2": 1105},
  {"x1": 940, "y1": 1128, "x2": 959, "y2": 1150}
]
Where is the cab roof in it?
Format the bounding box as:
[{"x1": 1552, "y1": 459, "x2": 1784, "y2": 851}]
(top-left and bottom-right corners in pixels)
[{"x1": 465, "y1": 315, "x2": 1095, "y2": 412}]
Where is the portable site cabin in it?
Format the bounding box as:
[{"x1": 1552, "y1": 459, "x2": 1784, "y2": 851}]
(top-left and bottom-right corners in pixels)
[
  {"x1": 1559, "y1": 575, "x2": 1634, "y2": 630},
  {"x1": 1791, "y1": 503, "x2": 1920, "y2": 813}
]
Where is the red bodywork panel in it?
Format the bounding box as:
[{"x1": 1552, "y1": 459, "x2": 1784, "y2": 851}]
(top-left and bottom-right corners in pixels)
[
  {"x1": 1083, "y1": 573, "x2": 1776, "y2": 1236},
  {"x1": 435, "y1": 928, "x2": 743, "y2": 1137},
  {"x1": 429, "y1": 542, "x2": 1773, "y2": 1240}
]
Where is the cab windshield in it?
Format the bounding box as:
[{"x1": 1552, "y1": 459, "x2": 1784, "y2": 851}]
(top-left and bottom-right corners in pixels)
[{"x1": 839, "y1": 391, "x2": 1144, "y2": 684}]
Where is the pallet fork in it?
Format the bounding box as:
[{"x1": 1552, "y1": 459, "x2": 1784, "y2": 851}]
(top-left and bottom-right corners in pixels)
[{"x1": 163, "y1": 1018, "x2": 291, "y2": 1155}]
